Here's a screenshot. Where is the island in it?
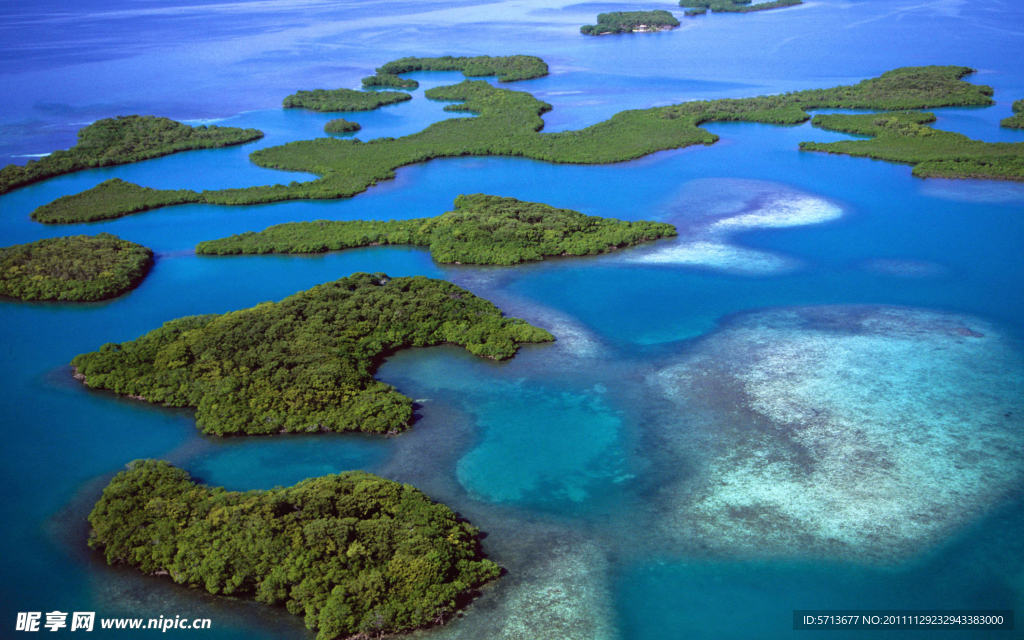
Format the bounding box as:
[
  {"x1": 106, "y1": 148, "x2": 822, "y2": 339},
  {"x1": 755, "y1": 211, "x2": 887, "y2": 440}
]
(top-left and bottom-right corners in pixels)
[
  {"x1": 71, "y1": 273, "x2": 554, "y2": 436},
  {"x1": 581, "y1": 11, "x2": 680, "y2": 35},
  {"x1": 27, "y1": 65, "x2": 1000, "y2": 223},
  {"x1": 196, "y1": 194, "x2": 677, "y2": 264},
  {"x1": 372, "y1": 55, "x2": 549, "y2": 83},
  {"x1": 800, "y1": 112, "x2": 1024, "y2": 181},
  {"x1": 0, "y1": 233, "x2": 153, "y2": 301},
  {"x1": 0, "y1": 115, "x2": 263, "y2": 195},
  {"x1": 324, "y1": 118, "x2": 361, "y2": 134},
  {"x1": 282, "y1": 88, "x2": 411, "y2": 112},
  {"x1": 361, "y1": 73, "x2": 419, "y2": 90},
  {"x1": 1002, "y1": 99, "x2": 1024, "y2": 129},
  {"x1": 89, "y1": 460, "x2": 500, "y2": 640},
  {"x1": 680, "y1": 0, "x2": 802, "y2": 12}
]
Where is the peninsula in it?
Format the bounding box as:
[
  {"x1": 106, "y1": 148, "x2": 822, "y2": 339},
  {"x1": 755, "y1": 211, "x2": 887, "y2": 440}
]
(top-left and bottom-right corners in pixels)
[
  {"x1": 282, "y1": 88, "x2": 411, "y2": 112},
  {"x1": 0, "y1": 115, "x2": 262, "y2": 195},
  {"x1": 71, "y1": 273, "x2": 554, "y2": 436},
  {"x1": 196, "y1": 194, "x2": 677, "y2": 264},
  {"x1": 89, "y1": 460, "x2": 500, "y2": 640},
  {"x1": 0, "y1": 233, "x2": 153, "y2": 301},
  {"x1": 1002, "y1": 99, "x2": 1024, "y2": 129},
  {"x1": 581, "y1": 11, "x2": 680, "y2": 35},
  {"x1": 680, "y1": 0, "x2": 802, "y2": 13},
  {"x1": 801, "y1": 112, "x2": 1024, "y2": 181},
  {"x1": 27, "y1": 65, "x2": 999, "y2": 223}
]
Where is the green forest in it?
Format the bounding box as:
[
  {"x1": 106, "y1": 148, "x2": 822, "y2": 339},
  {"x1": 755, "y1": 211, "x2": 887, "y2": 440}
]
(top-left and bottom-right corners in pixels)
[
  {"x1": 282, "y1": 88, "x2": 411, "y2": 112},
  {"x1": 0, "y1": 116, "x2": 262, "y2": 195},
  {"x1": 0, "y1": 233, "x2": 153, "y2": 301},
  {"x1": 325, "y1": 119, "x2": 361, "y2": 134},
  {"x1": 29, "y1": 65, "x2": 1001, "y2": 223},
  {"x1": 679, "y1": 0, "x2": 802, "y2": 12},
  {"x1": 89, "y1": 460, "x2": 500, "y2": 639},
  {"x1": 72, "y1": 273, "x2": 554, "y2": 435},
  {"x1": 1002, "y1": 99, "x2": 1024, "y2": 129},
  {"x1": 196, "y1": 194, "x2": 677, "y2": 264},
  {"x1": 362, "y1": 73, "x2": 420, "y2": 89},
  {"x1": 801, "y1": 111, "x2": 1024, "y2": 180},
  {"x1": 32, "y1": 178, "x2": 204, "y2": 224},
  {"x1": 581, "y1": 11, "x2": 680, "y2": 35},
  {"x1": 374, "y1": 55, "x2": 549, "y2": 82}
]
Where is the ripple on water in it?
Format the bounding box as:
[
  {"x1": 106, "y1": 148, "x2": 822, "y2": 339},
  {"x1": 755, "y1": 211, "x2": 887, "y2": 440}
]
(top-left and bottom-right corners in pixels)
[
  {"x1": 625, "y1": 179, "x2": 844, "y2": 275},
  {"x1": 651, "y1": 305, "x2": 1024, "y2": 563}
]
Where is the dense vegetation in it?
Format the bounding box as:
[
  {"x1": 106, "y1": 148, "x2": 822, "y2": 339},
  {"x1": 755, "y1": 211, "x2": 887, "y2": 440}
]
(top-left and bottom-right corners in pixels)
[
  {"x1": 32, "y1": 178, "x2": 204, "y2": 224},
  {"x1": 0, "y1": 233, "x2": 152, "y2": 301},
  {"x1": 581, "y1": 11, "x2": 680, "y2": 35},
  {"x1": 1001, "y1": 99, "x2": 1024, "y2": 129},
  {"x1": 282, "y1": 88, "x2": 411, "y2": 112},
  {"x1": 801, "y1": 111, "x2": 1024, "y2": 180},
  {"x1": 196, "y1": 194, "x2": 677, "y2": 264},
  {"x1": 0, "y1": 116, "x2": 262, "y2": 196},
  {"x1": 89, "y1": 460, "x2": 500, "y2": 639},
  {"x1": 679, "y1": 0, "x2": 802, "y2": 12},
  {"x1": 324, "y1": 119, "x2": 361, "y2": 134},
  {"x1": 362, "y1": 74, "x2": 419, "y2": 89},
  {"x1": 375, "y1": 55, "x2": 549, "y2": 83},
  {"x1": 33, "y1": 66, "x2": 997, "y2": 223},
  {"x1": 72, "y1": 273, "x2": 553, "y2": 435}
]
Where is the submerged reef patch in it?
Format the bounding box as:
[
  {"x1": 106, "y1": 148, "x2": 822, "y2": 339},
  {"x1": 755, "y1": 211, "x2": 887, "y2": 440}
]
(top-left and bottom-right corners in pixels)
[
  {"x1": 625, "y1": 179, "x2": 843, "y2": 274},
  {"x1": 651, "y1": 305, "x2": 1024, "y2": 563}
]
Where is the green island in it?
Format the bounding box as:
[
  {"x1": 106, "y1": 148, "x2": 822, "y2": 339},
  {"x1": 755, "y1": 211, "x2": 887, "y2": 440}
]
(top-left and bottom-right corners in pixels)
[
  {"x1": 0, "y1": 233, "x2": 153, "y2": 301},
  {"x1": 581, "y1": 11, "x2": 680, "y2": 35},
  {"x1": 373, "y1": 55, "x2": 549, "y2": 83},
  {"x1": 196, "y1": 193, "x2": 677, "y2": 264},
  {"x1": 282, "y1": 88, "x2": 411, "y2": 112},
  {"x1": 28, "y1": 65, "x2": 997, "y2": 223},
  {"x1": 324, "y1": 119, "x2": 361, "y2": 134},
  {"x1": 90, "y1": 460, "x2": 500, "y2": 640},
  {"x1": 1001, "y1": 99, "x2": 1024, "y2": 129},
  {"x1": 71, "y1": 273, "x2": 553, "y2": 436},
  {"x1": 680, "y1": 0, "x2": 802, "y2": 12},
  {"x1": 362, "y1": 73, "x2": 420, "y2": 90},
  {"x1": 32, "y1": 178, "x2": 204, "y2": 224},
  {"x1": 0, "y1": 115, "x2": 262, "y2": 196},
  {"x1": 801, "y1": 111, "x2": 1024, "y2": 180}
]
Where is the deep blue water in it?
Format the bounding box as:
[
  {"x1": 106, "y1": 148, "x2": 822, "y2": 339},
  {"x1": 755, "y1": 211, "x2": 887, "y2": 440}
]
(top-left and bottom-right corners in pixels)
[{"x1": 2, "y1": 0, "x2": 1024, "y2": 638}]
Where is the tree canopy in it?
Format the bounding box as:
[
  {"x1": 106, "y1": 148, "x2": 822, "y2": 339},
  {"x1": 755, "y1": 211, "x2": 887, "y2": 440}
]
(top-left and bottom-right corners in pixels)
[
  {"x1": 72, "y1": 273, "x2": 554, "y2": 436},
  {"x1": 374, "y1": 55, "x2": 549, "y2": 83},
  {"x1": 325, "y1": 119, "x2": 362, "y2": 134},
  {"x1": 581, "y1": 11, "x2": 680, "y2": 35},
  {"x1": 0, "y1": 233, "x2": 153, "y2": 301},
  {"x1": 801, "y1": 111, "x2": 1024, "y2": 180},
  {"x1": 679, "y1": 0, "x2": 802, "y2": 12},
  {"x1": 196, "y1": 194, "x2": 677, "y2": 264},
  {"x1": 90, "y1": 460, "x2": 500, "y2": 640},
  {"x1": 1001, "y1": 99, "x2": 1024, "y2": 129},
  {"x1": 282, "y1": 88, "x2": 411, "y2": 112},
  {"x1": 0, "y1": 116, "x2": 262, "y2": 195}
]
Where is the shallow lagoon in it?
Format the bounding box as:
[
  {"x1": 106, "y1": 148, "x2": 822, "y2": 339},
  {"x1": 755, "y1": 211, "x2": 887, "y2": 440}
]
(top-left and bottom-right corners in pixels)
[{"x1": 2, "y1": 0, "x2": 1024, "y2": 638}]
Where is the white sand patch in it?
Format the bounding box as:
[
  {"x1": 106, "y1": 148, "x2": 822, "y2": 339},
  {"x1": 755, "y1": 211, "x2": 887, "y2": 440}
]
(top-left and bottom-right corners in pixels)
[
  {"x1": 626, "y1": 179, "x2": 843, "y2": 274},
  {"x1": 652, "y1": 305, "x2": 1024, "y2": 563}
]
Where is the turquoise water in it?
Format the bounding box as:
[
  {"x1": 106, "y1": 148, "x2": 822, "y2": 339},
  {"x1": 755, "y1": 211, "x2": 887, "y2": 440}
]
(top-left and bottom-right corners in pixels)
[{"x1": 2, "y1": 0, "x2": 1024, "y2": 637}]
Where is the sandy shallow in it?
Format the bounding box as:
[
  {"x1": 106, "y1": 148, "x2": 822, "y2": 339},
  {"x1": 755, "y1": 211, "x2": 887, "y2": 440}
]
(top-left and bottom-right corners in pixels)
[{"x1": 651, "y1": 305, "x2": 1024, "y2": 563}]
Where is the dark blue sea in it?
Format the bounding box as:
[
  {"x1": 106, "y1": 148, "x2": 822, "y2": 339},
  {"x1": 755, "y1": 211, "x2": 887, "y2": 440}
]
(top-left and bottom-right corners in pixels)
[{"x1": 2, "y1": 0, "x2": 1024, "y2": 638}]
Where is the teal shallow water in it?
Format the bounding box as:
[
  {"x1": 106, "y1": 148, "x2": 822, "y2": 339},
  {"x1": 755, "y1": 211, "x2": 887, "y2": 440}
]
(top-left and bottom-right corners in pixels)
[{"x1": 3, "y1": 0, "x2": 1024, "y2": 638}]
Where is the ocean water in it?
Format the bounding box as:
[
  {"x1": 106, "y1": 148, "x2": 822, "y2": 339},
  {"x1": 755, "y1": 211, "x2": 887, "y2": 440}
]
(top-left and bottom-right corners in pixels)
[{"x1": 2, "y1": 0, "x2": 1024, "y2": 638}]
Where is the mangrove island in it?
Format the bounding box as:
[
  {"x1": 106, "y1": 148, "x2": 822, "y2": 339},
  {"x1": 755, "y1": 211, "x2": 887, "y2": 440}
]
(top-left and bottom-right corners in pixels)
[
  {"x1": 0, "y1": 115, "x2": 262, "y2": 195},
  {"x1": 680, "y1": 0, "x2": 802, "y2": 13},
  {"x1": 71, "y1": 273, "x2": 554, "y2": 436},
  {"x1": 324, "y1": 118, "x2": 361, "y2": 134},
  {"x1": 89, "y1": 460, "x2": 500, "y2": 640},
  {"x1": 801, "y1": 111, "x2": 1024, "y2": 181},
  {"x1": 27, "y1": 65, "x2": 1002, "y2": 223},
  {"x1": 0, "y1": 233, "x2": 153, "y2": 301},
  {"x1": 282, "y1": 88, "x2": 411, "y2": 112},
  {"x1": 1002, "y1": 99, "x2": 1024, "y2": 129},
  {"x1": 195, "y1": 193, "x2": 677, "y2": 264},
  {"x1": 581, "y1": 11, "x2": 681, "y2": 35}
]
